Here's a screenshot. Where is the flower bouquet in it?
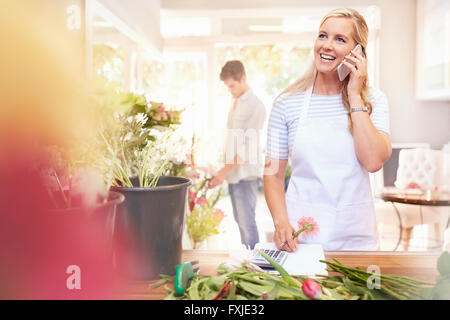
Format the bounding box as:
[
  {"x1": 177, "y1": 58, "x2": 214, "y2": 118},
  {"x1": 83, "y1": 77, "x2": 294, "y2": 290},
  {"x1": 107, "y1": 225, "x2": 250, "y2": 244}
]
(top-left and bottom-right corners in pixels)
[{"x1": 185, "y1": 175, "x2": 226, "y2": 249}]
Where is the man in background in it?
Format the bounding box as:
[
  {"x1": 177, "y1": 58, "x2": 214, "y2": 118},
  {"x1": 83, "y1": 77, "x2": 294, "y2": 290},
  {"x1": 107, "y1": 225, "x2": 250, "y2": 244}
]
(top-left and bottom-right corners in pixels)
[{"x1": 209, "y1": 60, "x2": 267, "y2": 250}]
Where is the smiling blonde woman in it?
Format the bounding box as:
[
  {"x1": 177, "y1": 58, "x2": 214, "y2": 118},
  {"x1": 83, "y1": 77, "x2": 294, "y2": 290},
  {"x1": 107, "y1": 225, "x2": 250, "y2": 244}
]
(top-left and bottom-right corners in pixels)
[{"x1": 264, "y1": 8, "x2": 392, "y2": 252}]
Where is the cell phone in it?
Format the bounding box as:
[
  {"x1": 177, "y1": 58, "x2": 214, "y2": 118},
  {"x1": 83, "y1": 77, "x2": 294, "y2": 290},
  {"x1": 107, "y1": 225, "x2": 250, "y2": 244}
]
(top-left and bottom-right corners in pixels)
[{"x1": 337, "y1": 44, "x2": 363, "y2": 81}]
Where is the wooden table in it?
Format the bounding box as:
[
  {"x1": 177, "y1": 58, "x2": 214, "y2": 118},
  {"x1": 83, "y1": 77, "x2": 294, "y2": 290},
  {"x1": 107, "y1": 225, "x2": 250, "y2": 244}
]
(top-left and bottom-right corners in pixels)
[
  {"x1": 381, "y1": 190, "x2": 450, "y2": 251},
  {"x1": 118, "y1": 250, "x2": 440, "y2": 300},
  {"x1": 381, "y1": 191, "x2": 450, "y2": 207}
]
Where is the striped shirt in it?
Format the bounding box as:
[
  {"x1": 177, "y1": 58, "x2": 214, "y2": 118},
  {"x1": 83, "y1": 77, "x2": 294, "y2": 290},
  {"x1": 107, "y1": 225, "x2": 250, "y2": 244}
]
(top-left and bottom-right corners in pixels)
[{"x1": 266, "y1": 87, "x2": 390, "y2": 159}]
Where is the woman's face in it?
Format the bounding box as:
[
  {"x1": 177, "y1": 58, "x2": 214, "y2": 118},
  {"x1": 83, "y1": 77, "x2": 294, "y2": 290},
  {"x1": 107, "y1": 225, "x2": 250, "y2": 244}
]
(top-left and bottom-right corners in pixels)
[{"x1": 314, "y1": 17, "x2": 357, "y2": 75}]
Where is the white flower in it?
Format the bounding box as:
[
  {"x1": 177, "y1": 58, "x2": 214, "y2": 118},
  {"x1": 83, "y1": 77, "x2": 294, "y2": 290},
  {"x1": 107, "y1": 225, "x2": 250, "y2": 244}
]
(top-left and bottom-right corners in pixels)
[
  {"x1": 72, "y1": 167, "x2": 108, "y2": 207},
  {"x1": 113, "y1": 112, "x2": 120, "y2": 121},
  {"x1": 134, "y1": 113, "x2": 148, "y2": 125},
  {"x1": 123, "y1": 132, "x2": 133, "y2": 142}
]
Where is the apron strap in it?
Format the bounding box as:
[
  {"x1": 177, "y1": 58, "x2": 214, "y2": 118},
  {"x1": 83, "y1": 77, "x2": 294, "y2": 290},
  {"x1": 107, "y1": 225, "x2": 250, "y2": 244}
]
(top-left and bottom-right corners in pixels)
[{"x1": 298, "y1": 84, "x2": 314, "y2": 127}]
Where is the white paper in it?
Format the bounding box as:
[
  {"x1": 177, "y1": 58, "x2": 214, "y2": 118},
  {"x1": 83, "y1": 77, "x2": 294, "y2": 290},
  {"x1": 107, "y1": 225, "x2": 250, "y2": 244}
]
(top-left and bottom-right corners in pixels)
[{"x1": 254, "y1": 243, "x2": 328, "y2": 277}]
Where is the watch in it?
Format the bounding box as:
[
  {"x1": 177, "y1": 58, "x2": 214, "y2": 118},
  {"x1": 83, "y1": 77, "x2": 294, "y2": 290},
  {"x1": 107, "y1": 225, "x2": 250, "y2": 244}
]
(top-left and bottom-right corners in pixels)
[{"x1": 350, "y1": 106, "x2": 369, "y2": 113}]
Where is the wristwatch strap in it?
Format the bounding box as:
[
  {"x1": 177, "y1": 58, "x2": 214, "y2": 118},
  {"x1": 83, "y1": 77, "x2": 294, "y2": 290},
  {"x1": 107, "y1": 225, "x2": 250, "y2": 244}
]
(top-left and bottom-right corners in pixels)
[{"x1": 350, "y1": 106, "x2": 369, "y2": 113}]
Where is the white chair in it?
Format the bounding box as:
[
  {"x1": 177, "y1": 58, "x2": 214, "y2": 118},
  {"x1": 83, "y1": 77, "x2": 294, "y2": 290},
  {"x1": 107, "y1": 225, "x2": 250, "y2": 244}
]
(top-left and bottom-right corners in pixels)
[
  {"x1": 374, "y1": 144, "x2": 449, "y2": 251},
  {"x1": 394, "y1": 148, "x2": 446, "y2": 191}
]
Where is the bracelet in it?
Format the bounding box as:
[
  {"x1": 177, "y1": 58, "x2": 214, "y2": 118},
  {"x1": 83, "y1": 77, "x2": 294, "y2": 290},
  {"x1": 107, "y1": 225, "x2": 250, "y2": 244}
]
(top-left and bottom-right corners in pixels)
[{"x1": 350, "y1": 106, "x2": 369, "y2": 113}]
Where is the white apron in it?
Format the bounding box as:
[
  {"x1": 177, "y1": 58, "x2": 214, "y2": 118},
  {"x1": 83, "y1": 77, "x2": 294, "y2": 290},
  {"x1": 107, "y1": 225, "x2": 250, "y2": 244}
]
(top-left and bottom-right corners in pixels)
[{"x1": 285, "y1": 84, "x2": 378, "y2": 251}]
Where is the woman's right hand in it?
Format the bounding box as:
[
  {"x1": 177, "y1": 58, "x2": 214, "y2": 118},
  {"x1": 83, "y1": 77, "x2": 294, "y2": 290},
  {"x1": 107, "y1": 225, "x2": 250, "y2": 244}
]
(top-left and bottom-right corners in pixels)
[{"x1": 274, "y1": 221, "x2": 298, "y2": 252}]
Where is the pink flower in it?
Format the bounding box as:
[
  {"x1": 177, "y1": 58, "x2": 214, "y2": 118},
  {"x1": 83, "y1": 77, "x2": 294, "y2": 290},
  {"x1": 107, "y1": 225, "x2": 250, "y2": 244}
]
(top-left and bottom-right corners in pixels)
[
  {"x1": 196, "y1": 198, "x2": 208, "y2": 206},
  {"x1": 188, "y1": 191, "x2": 197, "y2": 212},
  {"x1": 157, "y1": 104, "x2": 166, "y2": 113},
  {"x1": 302, "y1": 279, "x2": 322, "y2": 300},
  {"x1": 294, "y1": 216, "x2": 319, "y2": 238},
  {"x1": 406, "y1": 182, "x2": 421, "y2": 189},
  {"x1": 211, "y1": 209, "x2": 225, "y2": 223}
]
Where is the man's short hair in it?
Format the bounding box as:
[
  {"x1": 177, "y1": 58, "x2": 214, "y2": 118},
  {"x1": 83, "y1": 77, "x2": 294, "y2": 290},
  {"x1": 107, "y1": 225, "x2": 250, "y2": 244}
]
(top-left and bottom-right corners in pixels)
[{"x1": 220, "y1": 60, "x2": 246, "y2": 81}]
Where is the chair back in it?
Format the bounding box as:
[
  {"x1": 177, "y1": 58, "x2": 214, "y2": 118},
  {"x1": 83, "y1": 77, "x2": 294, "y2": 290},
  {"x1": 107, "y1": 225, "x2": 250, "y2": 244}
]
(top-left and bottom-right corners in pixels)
[{"x1": 394, "y1": 148, "x2": 446, "y2": 190}]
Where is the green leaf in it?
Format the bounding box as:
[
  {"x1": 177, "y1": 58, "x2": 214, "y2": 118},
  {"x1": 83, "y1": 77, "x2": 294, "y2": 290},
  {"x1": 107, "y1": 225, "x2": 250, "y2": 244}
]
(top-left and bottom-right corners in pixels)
[
  {"x1": 226, "y1": 280, "x2": 237, "y2": 300},
  {"x1": 237, "y1": 281, "x2": 275, "y2": 297},
  {"x1": 437, "y1": 251, "x2": 450, "y2": 277},
  {"x1": 266, "y1": 283, "x2": 280, "y2": 300},
  {"x1": 342, "y1": 277, "x2": 373, "y2": 298},
  {"x1": 258, "y1": 250, "x2": 303, "y2": 289},
  {"x1": 150, "y1": 274, "x2": 173, "y2": 288},
  {"x1": 207, "y1": 275, "x2": 226, "y2": 291},
  {"x1": 270, "y1": 279, "x2": 308, "y2": 300},
  {"x1": 432, "y1": 275, "x2": 450, "y2": 300},
  {"x1": 186, "y1": 278, "x2": 202, "y2": 300}
]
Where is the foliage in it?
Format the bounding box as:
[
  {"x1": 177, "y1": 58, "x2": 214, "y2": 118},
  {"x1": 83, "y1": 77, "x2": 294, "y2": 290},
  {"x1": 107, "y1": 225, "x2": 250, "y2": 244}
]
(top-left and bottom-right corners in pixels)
[
  {"x1": 35, "y1": 144, "x2": 108, "y2": 210},
  {"x1": 320, "y1": 259, "x2": 435, "y2": 300},
  {"x1": 88, "y1": 86, "x2": 189, "y2": 189},
  {"x1": 155, "y1": 254, "x2": 436, "y2": 300},
  {"x1": 38, "y1": 81, "x2": 189, "y2": 203},
  {"x1": 431, "y1": 251, "x2": 450, "y2": 299},
  {"x1": 123, "y1": 92, "x2": 183, "y2": 131},
  {"x1": 185, "y1": 202, "x2": 225, "y2": 249}
]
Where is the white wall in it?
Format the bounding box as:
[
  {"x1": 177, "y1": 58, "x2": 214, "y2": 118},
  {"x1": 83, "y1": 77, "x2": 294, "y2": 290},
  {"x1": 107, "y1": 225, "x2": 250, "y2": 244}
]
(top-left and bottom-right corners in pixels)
[
  {"x1": 378, "y1": 0, "x2": 449, "y2": 149},
  {"x1": 97, "y1": 0, "x2": 163, "y2": 52},
  {"x1": 162, "y1": 0, "x2": 450, "y2": 149}
]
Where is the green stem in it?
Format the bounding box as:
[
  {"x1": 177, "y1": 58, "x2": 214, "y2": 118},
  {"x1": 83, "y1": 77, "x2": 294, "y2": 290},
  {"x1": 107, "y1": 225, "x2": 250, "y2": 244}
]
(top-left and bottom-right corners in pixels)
[
  {"x1": 47, "y1": 189, "x2": 59, "y2": 209},
  {"x1": 258, "y1": 250, "x2": 303, "y2": 289},
  {"x1": 293, "y1": 227, "x2": 307, "y2": 238},
  {"x1": 323, "y1": 260, "x2": 428, "y2": 300},
  {"x1": 324, "y1": 259, "x2": 435, "y2": 289},
  {"x1": 52, "y1": 170, "x2": 69, "y2": 208}
]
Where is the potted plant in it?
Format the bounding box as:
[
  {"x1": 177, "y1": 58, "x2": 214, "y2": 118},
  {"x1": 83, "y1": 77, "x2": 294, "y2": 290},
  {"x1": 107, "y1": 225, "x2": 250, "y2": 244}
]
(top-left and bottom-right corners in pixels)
[
  {"x1": 37, "y1": 144, "x2": 125, "y2": 262},
  {"x1": 92, "y1": 89, "x2": 192, "y2": 280}
]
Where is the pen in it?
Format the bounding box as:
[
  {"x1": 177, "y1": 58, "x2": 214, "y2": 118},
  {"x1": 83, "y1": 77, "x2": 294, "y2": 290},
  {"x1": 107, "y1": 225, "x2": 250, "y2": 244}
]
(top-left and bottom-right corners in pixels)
[{"x1": 280, "y1": 235, "x2": 296, "y2": 250}]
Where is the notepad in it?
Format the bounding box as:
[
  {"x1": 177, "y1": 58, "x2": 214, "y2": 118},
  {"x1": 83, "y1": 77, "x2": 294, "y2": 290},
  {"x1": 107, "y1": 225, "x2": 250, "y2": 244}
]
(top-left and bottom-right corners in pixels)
[{"x1": 252, "y1": 243, "x2": 328, "y2": 277}]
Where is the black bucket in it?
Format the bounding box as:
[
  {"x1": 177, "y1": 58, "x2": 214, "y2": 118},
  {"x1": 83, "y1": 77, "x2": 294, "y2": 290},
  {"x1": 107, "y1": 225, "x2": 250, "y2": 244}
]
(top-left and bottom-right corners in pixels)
[
  {"x1": 112, "y1": 176, "x2": 192, "y2": 280},
  {"x1": 47, "y1": 191, "x2": 125, "y2": 253}
]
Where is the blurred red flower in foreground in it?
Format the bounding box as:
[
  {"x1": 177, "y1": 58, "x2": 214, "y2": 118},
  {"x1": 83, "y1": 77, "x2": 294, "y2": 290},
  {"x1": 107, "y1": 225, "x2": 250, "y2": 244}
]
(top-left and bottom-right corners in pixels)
[{"x1": 0, "y1": 3, "x2": 125, "y2": 299}]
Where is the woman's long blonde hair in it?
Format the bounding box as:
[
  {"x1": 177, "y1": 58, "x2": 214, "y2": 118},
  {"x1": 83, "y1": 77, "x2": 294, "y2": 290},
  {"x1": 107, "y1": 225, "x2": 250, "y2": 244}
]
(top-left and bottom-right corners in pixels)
[{"x1": 277, "y1": 8, "x2": 372, "y2": 131}]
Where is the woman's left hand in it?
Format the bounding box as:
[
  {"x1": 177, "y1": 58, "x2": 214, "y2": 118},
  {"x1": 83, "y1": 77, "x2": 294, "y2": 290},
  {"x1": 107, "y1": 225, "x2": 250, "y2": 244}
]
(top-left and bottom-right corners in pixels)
[{"x1": 342, "y1": 48, "x2": 367, "y2": 99}]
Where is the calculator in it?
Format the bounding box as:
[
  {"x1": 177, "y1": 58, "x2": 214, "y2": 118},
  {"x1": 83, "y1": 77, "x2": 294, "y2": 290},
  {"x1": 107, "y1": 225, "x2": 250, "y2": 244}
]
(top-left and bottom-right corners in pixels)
[{"x1": 250, "y1": 248, "x2": 288, "y2": 269}]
